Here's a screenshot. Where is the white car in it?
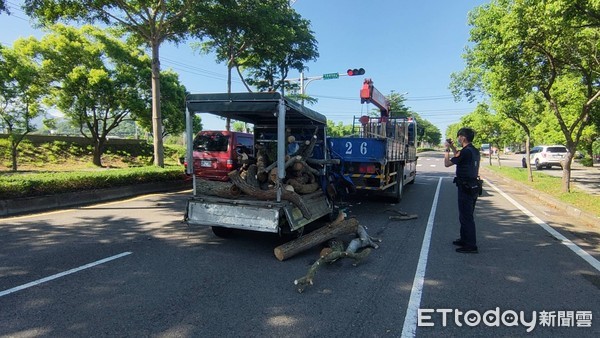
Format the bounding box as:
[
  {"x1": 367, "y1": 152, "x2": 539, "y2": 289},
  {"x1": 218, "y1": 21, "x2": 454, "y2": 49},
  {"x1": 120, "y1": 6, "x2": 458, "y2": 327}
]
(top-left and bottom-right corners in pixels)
[{"x1": 522, "y1": 145, "x2": 568, "y2": 170}]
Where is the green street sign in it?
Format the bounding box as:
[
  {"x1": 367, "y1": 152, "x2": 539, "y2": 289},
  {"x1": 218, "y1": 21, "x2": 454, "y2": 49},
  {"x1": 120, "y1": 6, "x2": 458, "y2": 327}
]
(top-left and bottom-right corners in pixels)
[{"x1": 323, "y1": 72, "x2": 339, "y2": 80}]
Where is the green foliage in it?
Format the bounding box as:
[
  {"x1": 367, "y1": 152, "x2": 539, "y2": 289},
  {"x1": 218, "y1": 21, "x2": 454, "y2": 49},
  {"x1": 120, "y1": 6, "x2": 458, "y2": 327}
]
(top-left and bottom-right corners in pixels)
[
  {"x1": 0, "y1": 166, "x2": 184, "y2": 199},
  {"x1": 580, "y1": 158, "x2": 593, "y2": 167},
  {"x1": 240, "y1": 1, "x2": 319, "y2": 93},
  {"x1": 451, "y1": 0, "x2": 600, "y2": 191},
  {"x1": 134, "y1": 69, "x2": 187, "y2": 137},
  {"x1": 0, "y1": 39, "x2": 48, "y2": 170},
  {"x1": 0, "y1": 138, "x2": 181, "y2": 170},
  {"x1": 23, "y1": 0, "x2": 209, "y2": 167},
  {"x1": 485, "y1": 165, "x2": 600, "y2": 217},
  {"x1": 326, "y1": 120, "x2": 353, "y2": 137},
  {"x1": 28, "y1": 24, "x2": 154, "y2": 166}
]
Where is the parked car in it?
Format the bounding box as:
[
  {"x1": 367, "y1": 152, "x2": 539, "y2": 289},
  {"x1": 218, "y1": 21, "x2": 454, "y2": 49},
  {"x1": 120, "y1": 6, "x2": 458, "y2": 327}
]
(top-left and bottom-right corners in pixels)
[
  {"x1": 521, "y1": 145, "x2": 568, "y2": 170},
  {"x1": 187, "y1": 130, "x2": 254, "y2": 181},
  {"x1": 480, "y1": 143, "x2": 491, "y2": 156}
]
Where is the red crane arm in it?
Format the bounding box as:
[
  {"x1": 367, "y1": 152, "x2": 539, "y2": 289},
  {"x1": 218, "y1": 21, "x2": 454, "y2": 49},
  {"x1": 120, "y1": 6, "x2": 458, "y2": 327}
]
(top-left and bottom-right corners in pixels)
[{"x1": 360, "y1": 79, "x2": 390, "y2": 117}]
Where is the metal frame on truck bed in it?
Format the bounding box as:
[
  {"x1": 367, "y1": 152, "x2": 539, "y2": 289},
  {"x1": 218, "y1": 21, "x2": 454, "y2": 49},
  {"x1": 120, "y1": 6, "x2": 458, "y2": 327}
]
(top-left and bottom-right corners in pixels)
[{"x1": 184, "y1": 92, "x2": 333, "y2": 237}]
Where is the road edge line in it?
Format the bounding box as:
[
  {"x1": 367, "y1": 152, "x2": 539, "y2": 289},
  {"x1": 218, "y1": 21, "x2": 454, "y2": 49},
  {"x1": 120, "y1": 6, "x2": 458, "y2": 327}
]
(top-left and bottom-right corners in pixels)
[{"x1": 401, "y1": 177, "x2": 443, "y2": 337}]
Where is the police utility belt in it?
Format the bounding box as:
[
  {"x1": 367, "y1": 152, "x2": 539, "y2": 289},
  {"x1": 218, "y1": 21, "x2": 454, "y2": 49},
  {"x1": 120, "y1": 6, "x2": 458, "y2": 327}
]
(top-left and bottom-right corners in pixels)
[{"x1": 453, "y1": 176, "x2": 483, "y2": 196}]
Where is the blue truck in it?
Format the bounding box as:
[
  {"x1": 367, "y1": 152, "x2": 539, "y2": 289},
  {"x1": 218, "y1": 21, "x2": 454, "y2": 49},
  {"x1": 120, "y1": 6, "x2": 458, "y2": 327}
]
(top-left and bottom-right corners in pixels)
[{"x1": 327, "y1": 79, "x2": 418, "y2": 202}]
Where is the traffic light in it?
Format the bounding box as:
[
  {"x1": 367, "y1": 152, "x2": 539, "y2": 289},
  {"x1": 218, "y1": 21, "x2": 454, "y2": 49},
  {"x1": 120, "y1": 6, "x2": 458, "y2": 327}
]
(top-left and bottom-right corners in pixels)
[{"x1": 347, "y1": 68, "x2": 365, "y2": 76}]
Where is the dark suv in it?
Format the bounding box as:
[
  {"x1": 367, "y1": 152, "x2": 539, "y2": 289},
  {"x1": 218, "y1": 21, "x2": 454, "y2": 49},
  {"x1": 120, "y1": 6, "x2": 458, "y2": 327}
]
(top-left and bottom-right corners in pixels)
[{"x1": 522, "y1": 145, "x2": 568, "y2": 170}]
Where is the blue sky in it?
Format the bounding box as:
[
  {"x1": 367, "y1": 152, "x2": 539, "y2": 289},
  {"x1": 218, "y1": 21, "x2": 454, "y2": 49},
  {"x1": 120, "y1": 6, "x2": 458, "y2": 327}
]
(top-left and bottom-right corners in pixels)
[{"x1": 1, "y1": 0, "x2": 487, "y2": 135}]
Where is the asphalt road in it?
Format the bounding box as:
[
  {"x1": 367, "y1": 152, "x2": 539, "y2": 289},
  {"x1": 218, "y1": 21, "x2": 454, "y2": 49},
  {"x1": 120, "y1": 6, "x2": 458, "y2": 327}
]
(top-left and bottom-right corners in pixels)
[{"x1": 1, "y1": 152, "x2": 599, "y2": 337}]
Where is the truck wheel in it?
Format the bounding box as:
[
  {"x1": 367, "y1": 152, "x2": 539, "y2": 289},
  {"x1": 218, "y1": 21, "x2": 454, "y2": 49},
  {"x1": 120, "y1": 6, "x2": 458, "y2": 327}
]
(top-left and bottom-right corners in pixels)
[
  {"x1": 211, "y1": 226, "x2": 234, "y2": 238},
  {"x1": 392, "y1": 167, "x2": 404, "y2": 203},
  {"x1": 535, "y1": 160, "x2": 542, "y2": 170}
]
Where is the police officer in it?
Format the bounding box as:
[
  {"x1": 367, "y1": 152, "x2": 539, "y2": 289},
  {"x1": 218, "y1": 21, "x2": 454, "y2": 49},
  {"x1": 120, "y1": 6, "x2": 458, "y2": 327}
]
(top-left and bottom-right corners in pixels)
[{"x1": 444, "y1": 128, "x2": 480, "y2": 253}]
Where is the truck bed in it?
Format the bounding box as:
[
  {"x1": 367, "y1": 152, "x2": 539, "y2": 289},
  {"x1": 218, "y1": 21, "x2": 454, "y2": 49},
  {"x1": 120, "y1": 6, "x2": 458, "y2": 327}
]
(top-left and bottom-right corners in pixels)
[{"x1": 185, "y1": 191, "x2": 331, "y2": 233}]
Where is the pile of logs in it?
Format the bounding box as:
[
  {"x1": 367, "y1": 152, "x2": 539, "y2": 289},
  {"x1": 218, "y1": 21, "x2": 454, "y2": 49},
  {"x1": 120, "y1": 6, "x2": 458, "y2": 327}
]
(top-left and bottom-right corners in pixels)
[{"x1": 195, "y1": 128, "x2": 338, "y2": 220}]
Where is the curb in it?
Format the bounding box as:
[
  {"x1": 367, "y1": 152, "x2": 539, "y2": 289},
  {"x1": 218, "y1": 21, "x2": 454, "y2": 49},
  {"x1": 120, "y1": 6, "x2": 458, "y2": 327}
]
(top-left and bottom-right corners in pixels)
[
  {"x1": 0, "y1": 180, "x2": 192, "y2": 218},
  {"x1": 480, "y1": 167, "x2": 600, "y2": 229}
]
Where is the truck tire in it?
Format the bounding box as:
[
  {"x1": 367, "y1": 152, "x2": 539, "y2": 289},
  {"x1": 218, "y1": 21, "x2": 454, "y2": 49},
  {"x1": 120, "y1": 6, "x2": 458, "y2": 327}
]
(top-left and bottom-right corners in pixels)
[
  {"x1": 211, "y1": 226, "x2": 234, "y2": 238},
  {"x1": 392, "y1": 167, "x2": 404, "y2": 203}
]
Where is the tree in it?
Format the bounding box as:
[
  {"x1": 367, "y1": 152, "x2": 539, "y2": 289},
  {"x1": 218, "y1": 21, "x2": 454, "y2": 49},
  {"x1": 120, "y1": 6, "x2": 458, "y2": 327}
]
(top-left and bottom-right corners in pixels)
[
  {"x1": 415, "y1": 117, "x2": 441, "y2": 148},
  {"x1": 451, "y1": 0, "x2": 600, "y2": 192},
  {"x1": 243, "y1": 4, "x2": 318, "y2": 94},
  {"x1": 135, "y1": 69, "x2": 187, "y2": 138},
  {"x1": 197, "y1": 0, "x2": 271, "y2": 93},
  {"x1": 385, "y1": 91, "x2": 441, "y2": 147},
  {"x1": 0, "y1": 41, "x2": 46, "y2": 171},
  {"x1": 24, "y1": 0, "x2": 210, "y2": 167},
  {"x1": 326, "y1": 120, "x2": 353, "y2": 137},
  {"x1": 459, "y1": 104, "x2": 505, "y2": 165},
  {"x1": 0, "y1": 0, "x2": 8, "y2": 13},
  {"x1": 36, "y1": 24, "x2": 151, "y2": 167},
  {"x1": 387, "y1": 91, "x2": 411, "y2": 117}
]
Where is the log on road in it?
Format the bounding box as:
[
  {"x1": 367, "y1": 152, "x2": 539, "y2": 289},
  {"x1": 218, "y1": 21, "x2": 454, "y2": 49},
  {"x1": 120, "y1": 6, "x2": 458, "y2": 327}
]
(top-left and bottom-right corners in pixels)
[{"x1": 273, "y1": 213, "x2": 359, "y2": 261}]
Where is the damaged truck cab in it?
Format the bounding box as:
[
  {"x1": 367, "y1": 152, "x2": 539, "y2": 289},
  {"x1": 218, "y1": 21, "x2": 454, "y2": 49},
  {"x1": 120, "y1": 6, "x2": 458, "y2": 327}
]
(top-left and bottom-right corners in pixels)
[{"x1": 184, "y1": 93, "x2": 333, "y2": 237}]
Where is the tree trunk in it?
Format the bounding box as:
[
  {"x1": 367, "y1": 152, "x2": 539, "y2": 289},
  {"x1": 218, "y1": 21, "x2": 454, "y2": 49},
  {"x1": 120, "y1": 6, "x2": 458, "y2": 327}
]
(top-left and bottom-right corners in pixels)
[
  {"x1": 273, "y1": 215, "x2": 359, "y2": 261},
  {"x1": 92, "y1": 141, "x2": 104, "y2": 167},
  {"x1": 562, "y1": 152, "x2": 574, "y2": 193},
  {"x1": 195, "y1": 178, "x2": 241, "y2": 198},
  {"x1": 150, "y1": 40, "x2": 164, "y2": 167},
  {"x1": 525, "y1": 135, "x2": 533, "y2": 182},
  {"x1": 10, "y1": 140, "x2": 18, "y2": 172}
]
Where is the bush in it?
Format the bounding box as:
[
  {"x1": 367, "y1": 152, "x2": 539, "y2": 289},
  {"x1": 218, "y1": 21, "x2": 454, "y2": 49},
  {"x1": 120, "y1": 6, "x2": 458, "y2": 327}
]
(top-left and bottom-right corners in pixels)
[
  {"x1": 580, "y1": 157, "x2": 593, "y2": 167},
  {"x1": 0, "y1": 166, "x2": 185, "y2": 199}
]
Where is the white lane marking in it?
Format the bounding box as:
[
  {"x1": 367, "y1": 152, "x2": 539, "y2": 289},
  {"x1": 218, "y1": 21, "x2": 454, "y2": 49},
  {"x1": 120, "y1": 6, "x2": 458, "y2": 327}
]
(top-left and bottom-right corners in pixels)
[
  {"x1": 486, "y1": 180, "x2": 600, "y2": 272},
  {"x1": 0, "y1": 252, "x2": 132, "y2": 298},
  {"x1": 401, "y1": 177, "x2": 442, "y2": 338}
]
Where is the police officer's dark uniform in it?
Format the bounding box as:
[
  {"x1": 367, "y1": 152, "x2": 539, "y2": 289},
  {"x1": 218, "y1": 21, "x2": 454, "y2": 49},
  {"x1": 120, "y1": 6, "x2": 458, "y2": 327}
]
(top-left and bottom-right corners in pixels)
[{"x1": 450, "y1": 142, "x2": 480, "y2": 253}]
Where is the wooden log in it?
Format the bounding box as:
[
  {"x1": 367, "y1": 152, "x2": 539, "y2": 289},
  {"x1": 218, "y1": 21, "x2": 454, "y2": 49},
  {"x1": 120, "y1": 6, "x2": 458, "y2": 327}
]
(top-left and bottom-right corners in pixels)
[
  {"x1": 294, "y1": 248, "x2": 371, "y2": 293},
  {"x1": 245, "y1": 164, "x2": 260, "y2": 188},
  {"x1": 263, "y1": 155, "x2": 301, "y2": 174},
  {"x1": 287, "y1": 179, "x2": 319, "y2": 194},
  {"x1": 255, "y1": 145, "x2": 268, "y2": 182},
  {"x1": 273, "y1": 214, "x2": 359, "y2": 261},
  {"x1": 306, "y1": 158, "x2": 341, "y2": 166},
  {"x1": 228, "y1": 170, "x2": 312, "y2": 219},
  {"x1": 300, "y1": 128, "x2": 319, "y2": 158},
  {"x1": 298, "y1": 160, "x2": 320, "y2": 176},
  {"x1": 195, "y1": 178, "x2": 241, "y2": 198}
]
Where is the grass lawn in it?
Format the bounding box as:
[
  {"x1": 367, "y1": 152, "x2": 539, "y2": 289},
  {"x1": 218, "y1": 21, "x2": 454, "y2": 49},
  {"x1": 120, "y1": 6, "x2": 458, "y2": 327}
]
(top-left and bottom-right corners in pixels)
[{"x1": 485, "y1": 165, "x2": 600, "y2": 219}]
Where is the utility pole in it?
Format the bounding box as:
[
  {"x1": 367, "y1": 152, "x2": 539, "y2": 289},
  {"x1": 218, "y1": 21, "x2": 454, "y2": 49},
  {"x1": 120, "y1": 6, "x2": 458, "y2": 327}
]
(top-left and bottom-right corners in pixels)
[{"x1": 286, "y1": 68, "x2": 365, "y2": 105}]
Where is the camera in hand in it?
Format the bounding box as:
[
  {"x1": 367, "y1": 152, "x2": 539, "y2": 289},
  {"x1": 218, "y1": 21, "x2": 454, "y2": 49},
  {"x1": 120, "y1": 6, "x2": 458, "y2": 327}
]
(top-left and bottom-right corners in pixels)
[{"x1": 446, "y1": 138, "x2": 453, "y2": 145}]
